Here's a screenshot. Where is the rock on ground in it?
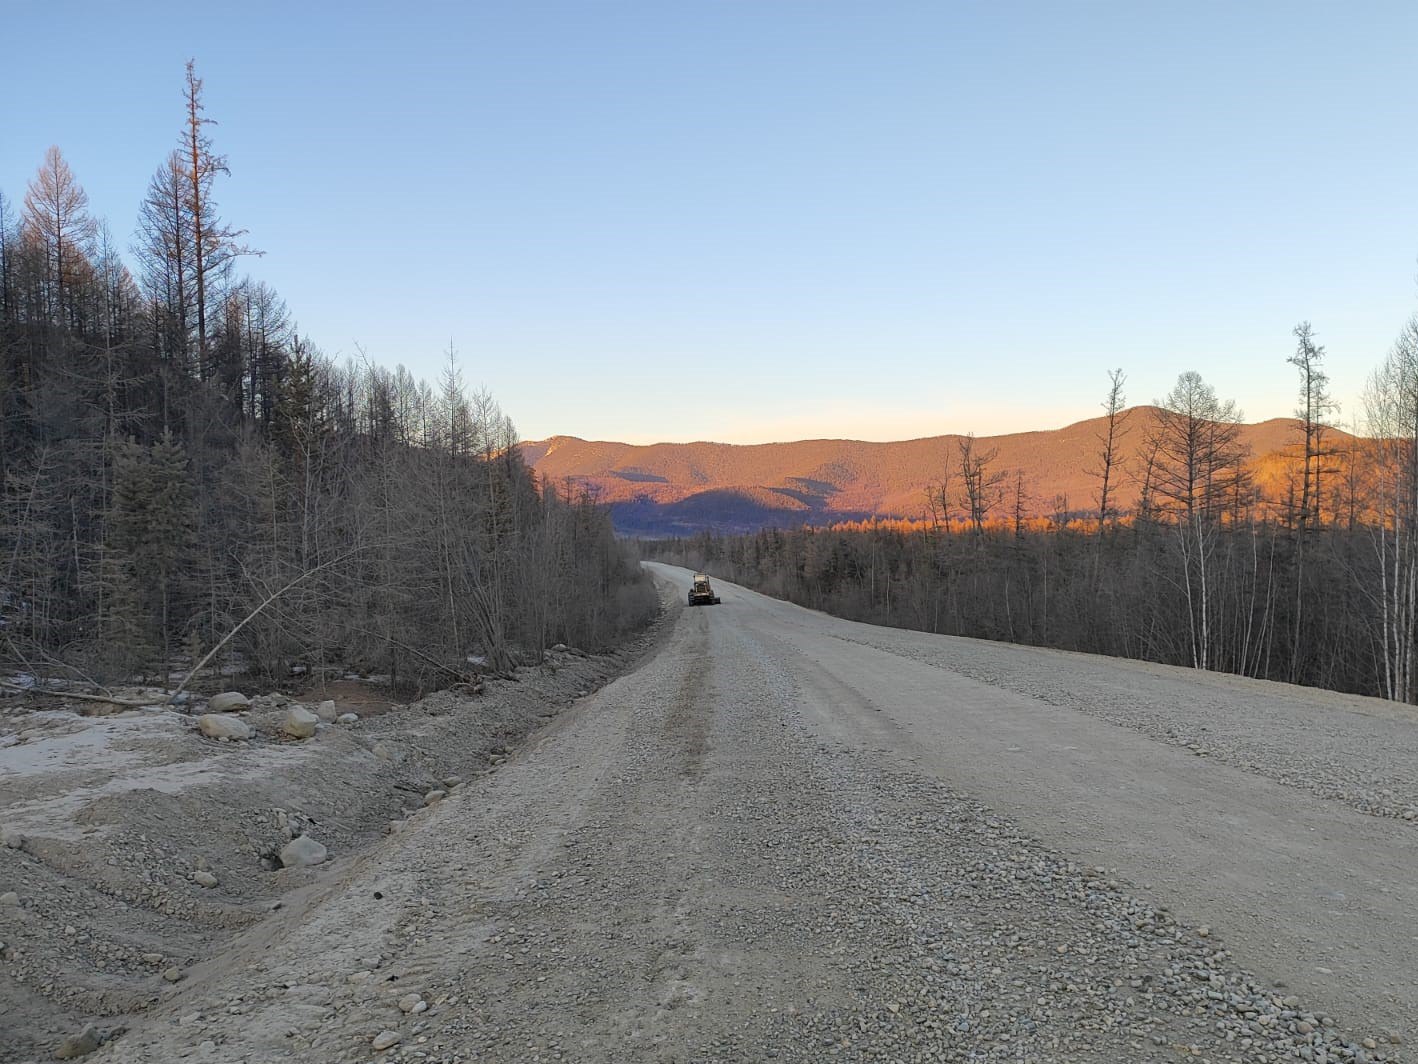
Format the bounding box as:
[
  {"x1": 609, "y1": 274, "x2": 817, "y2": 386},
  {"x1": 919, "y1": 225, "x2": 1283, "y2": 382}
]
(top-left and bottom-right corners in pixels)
[
  {"x1": 371, "y1": 1030, "x2": 401, "y2": 1050},
  {"x1": 281, "y1": 706, "x2": 319, "y2": 739},
  {"x1": 53, "y1": 1024, "x2": 101, "y2": 1059},
  {"x1": 196, "y1": 713, "x2": 252, "y2": 741},
  {"x1": 206, "y1": 692, "x2": 249, "y2": 713},
  {"x1": 279, "y1": 835, "x2": 327, "y2": 868}
]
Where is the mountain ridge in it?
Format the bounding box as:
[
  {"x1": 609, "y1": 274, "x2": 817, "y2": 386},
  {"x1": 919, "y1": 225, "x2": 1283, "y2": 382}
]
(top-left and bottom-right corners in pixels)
[{"x1": 520, "y1": 408, "x2": 1353, "y2": 536}]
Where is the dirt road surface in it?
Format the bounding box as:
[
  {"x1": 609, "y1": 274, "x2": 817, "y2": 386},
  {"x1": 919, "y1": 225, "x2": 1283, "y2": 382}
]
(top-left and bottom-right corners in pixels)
[{"x1": 61, "y1": 566, "x2": 1417, "y2": 1062}]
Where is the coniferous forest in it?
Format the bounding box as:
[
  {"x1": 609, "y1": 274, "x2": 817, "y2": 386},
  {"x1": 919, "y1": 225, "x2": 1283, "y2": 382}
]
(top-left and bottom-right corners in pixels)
[{"x1": 0, "y1": 64, "x2": 657, "y2": 693}]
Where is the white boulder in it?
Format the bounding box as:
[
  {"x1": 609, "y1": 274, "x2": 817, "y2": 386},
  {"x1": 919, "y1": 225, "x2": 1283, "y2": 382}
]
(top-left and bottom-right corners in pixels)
[{"x1": 207, "y1": 692, "x2": 249, "y2": 713}]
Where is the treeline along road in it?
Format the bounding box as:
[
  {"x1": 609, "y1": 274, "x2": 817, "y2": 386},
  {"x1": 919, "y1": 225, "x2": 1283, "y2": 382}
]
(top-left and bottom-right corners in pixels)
[{"x1": 83, "y1": 566, "x2": 1416, "y2": 1063}]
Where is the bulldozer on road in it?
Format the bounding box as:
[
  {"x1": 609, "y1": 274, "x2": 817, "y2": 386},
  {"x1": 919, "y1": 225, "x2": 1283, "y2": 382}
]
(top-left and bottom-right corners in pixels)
[{"x1": 688, "y1": 573, "x2": 722, "y2": 606}]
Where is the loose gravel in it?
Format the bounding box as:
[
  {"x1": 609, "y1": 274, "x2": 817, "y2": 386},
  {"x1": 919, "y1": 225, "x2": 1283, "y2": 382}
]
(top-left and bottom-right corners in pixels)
[
  {"x1": 77, "y1": 575, "x2": 1404, "y2": 1063},
  {"x1": 829, "y1": 625, "x2": 1418, "y2": 826}
]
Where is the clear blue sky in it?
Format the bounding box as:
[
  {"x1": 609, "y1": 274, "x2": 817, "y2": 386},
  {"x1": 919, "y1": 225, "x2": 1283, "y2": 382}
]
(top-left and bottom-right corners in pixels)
[{"x1": 4, "y1": 1, "x2": 1416, "y2": 444}]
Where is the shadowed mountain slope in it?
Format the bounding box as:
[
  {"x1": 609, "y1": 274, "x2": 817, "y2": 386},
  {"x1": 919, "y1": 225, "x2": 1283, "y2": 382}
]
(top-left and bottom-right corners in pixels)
[{"x1": 521, "y1": 409, "x2": 1356, "y2": 536}]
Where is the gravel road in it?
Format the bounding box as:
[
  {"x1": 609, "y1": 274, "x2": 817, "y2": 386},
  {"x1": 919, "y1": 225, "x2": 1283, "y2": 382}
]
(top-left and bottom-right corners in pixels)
[{"x1": 81, "y1": 566, "x2": 1414, "y2": 1063}]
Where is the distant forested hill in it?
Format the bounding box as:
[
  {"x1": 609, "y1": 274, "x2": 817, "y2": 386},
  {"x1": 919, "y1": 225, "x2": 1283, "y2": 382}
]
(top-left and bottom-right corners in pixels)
[{"x1": 521, "y1": 411, "x2": 1357, "y2": 535}]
